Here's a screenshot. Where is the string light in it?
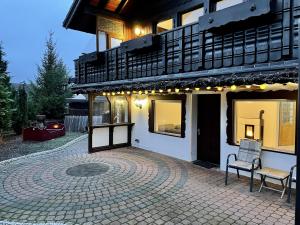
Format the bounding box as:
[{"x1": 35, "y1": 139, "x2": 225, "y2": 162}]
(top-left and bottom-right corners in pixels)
[
  {"x1": 159, "y1": 89, "x2": 163, "y2": 93},
  {"x1": 206, "y1": 86, "x2": 211, "y2": 90},
  {"x1": 103, "y1": 92, "x2": 106, "y2": 96},
  {"x1": 185, "y1": 88, "x2": 190, "y2": 91},
  {"x1": 121, "y1": 91, "x2": 125, "y2": 95},
  {"x1": 230, "y1": 85, "x2": 237, "y2": 91},
  {"x1": 151, "y1": 90, "x2": 156, "y2": 94},
  {"x1": 112, "y1": 92, "x2": 116, "y2": 96},
  {"x1": 117, "y1": 92, "x2": 120, "y2": 95},
  {"x1": 126, "y1": 91, "x2": 131, "y2": 95},
  {"x1": 217, "y1": 87, "x2": 223, "y2": 91},
  {"x1": 107, "y1": 93, "x2": 111, "y2": 96},
  {"x1": 138, "y1": 91, "x2": 143, "y2": 95},
  {"x1": 246, "y1": 85, "x2": 251, "y2": 89},
  {"x1": 260, "y1": 84, "x2": 268, "y2": 90},
  {"x1": 175, "y1": 88, "x2": 180, "y2": 93},
  {"x1": 145, "y1": 90, "x2": 149, "y2": 94},
  {"x1": 195, "y1": 87, "x2": 200, "y2": 91},
  {"x1": 167, "y1": 89, "x2": 172, "y2": 93}
]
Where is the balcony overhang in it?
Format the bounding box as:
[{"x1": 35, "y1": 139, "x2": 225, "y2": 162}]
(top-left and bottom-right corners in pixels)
[{"x1": 71, "y1": 68, "x2": 298, "y2": 94}]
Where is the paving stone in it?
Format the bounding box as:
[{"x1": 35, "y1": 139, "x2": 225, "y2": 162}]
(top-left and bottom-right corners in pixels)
[{"x1": 0, "y1": 137, "x2": 295, "y2": 225}]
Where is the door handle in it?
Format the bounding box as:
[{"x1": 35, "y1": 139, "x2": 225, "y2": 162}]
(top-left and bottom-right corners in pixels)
[{"x1": 197, "y1": 129, "x2": 200, "y2": 136}]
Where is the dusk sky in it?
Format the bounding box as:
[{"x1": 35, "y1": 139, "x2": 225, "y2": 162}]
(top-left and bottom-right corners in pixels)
[{"x1": 0, "y1": 0, "x2": 95, "y2": 83}]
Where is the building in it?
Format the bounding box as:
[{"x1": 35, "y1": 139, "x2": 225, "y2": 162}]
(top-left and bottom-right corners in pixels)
[{"x1": 64, "y1": 0, "x2": 299, "y2": 183}]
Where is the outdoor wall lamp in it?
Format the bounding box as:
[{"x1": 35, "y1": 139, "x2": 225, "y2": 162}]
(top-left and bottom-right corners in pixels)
[
  {"x1": 134, "y1": 97, "x2": 147, "y2": 109},
  {"x1": 134, "y1": 26, "x2": 145, "y2": 37}
]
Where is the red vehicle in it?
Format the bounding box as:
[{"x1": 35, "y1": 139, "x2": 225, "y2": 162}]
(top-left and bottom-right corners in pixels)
[{"x1": 23, "y1": 122, "x2": 65, "y2": 142}]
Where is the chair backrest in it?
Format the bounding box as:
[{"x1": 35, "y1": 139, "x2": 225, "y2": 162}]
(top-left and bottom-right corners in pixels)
[{"x1": 238, "y1": 139, "x2": 262, "y2": 164}]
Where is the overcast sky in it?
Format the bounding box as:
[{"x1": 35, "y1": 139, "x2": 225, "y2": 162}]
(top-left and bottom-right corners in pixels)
[{"x1": 0, "y1": 0, "x2": 95, "y2": 83}]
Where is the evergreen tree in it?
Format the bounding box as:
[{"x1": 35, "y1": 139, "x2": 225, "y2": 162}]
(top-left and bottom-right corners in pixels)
[
  {"x1": 0, "y1": 43, "x2": 13, "y2": 141},
  {"x1": 12, "y1": 84, "x2": 28, "y2": 135},
  {"x1": 30, "y1": 33, "x2": 71, "y2": 119}
]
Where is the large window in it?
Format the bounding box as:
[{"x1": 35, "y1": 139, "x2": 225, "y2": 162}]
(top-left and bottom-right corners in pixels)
[
  {"x1": 234, "y1": 99, "x2": 296, "y2": 154},
  {"x1": 149, "y1": 96, "x2": 186, "y2": 138},
  {"x1": 93, "y1": 96, "x2": 110, "y2": 125},
  {"x1": 154, "y1": 100, "x2": 182, "y2": 136},
  {"x1": 215, "y1": 0, "x2": 244, "y2": 11},
  {"x1": 181, "y1": 7, "x2": 204, "y2": 26},
  {"x1": 157, "y1": 18, "x2": 174, "y2": 33},
  {"x1": 111, "y1": 96, "x2": 128, "y2": 124}
]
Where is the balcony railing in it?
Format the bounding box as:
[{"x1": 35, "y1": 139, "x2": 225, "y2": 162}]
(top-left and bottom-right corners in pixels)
[{"x1": 74, "y1": 1, "x2": 299, "y2": 85}]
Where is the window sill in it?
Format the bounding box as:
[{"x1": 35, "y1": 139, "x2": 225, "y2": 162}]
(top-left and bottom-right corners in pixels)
[{"x1": 151, "y1": 131, "x2": 183, "y2": 138}]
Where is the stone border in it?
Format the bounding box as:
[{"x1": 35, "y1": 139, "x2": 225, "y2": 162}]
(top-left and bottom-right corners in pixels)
[{"x1": 0, "y1": 134, "x2": 88, "y2": 167}]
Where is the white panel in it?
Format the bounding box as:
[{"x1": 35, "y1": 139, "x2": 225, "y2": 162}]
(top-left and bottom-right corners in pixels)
[
  {"x1": 113, "y1": 126, "x2": 128, "y2": 145},
  {"x1": 92, "y1": 128, "x2": 109, "y2": 148}
]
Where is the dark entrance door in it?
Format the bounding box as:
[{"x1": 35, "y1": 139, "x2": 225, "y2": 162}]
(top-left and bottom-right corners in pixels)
[{"x1": 197, "y1": 94, "x2": 221, "y2": 165}]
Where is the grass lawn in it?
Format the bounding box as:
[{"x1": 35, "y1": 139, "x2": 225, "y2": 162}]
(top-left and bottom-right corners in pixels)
[{"x1": 0, "y1": 132, "x2": 85, "y2": 162}]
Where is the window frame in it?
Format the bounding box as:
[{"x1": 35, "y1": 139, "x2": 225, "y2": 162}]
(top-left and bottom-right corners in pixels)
[
  {"x1": 155, "y1": 18, "x2": 175, "y2": 34},
  {"x1": 226, "y1": 90, "x2": 298, "y2": 155},
  {"x1": 148, "y1": 95, "x2": 186, "y2": 138}
]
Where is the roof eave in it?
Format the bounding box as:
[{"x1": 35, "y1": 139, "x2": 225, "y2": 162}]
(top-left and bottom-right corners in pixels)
[{"x1": 63, "y1": 0, "x2": 82, "y2": 29}]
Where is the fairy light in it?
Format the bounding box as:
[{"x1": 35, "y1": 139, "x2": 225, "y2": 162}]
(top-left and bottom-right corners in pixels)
[
  {"x1": 145, "y1": 90, "x2": 149, "y2": 94},
  {"x1": 121, "y1": 91, "x2": 125, "y2": 95},
  {"x1": 217, "y1": 87, "x2": 223, "y2": 91},
  {"x1": 167, "y1": 89, "x2": 172, "y2": 93},
  {"x1": 151, "y1": 90, "x2": 156, "y2": 94},
  {"x1": 107, "y1": 93, "x2": 111, "y2": 96},
  {"x1": 103, "y1": 92, "x2": 106, "y2": 96},
  {"x1": 159, "y1": 89, "x2": 163, "y2": 93},
  {"x1": 206, "y1": 86, "x2": 211, "y2": 90},
  {"x1": 126, "y1": 91, "x2": 131, "y2": 95},
  {"x1": 185, "y1": 88, "x2": 190, "y2": 91},
  {"x1": 230, "y1": 85, "x2": 237, "y2": 91},
  {"x1": 260, "y1": 84, "x2": 268, "y2": 90},
  {"x1": 112, "y1": 92, "x2": 116, "y2": 96},
  {"x1": 175, "y1": 88, "x2": 180, "y2": 93},
  {"x1": 117, "y1": 92, "x2": 120, "y2": 95},
  {"x1": 138, "y1": 91, "x2": 143, "y2": 95},
  {"x1": 246, "y1": 85, "x2": 251, "y2": 89},
  {"x1": 195, "y1": 87, "x2": 200, "y2": 91}
]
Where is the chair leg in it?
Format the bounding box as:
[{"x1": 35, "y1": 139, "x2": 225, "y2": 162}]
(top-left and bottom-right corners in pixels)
[
  {"x1": 250, "y1": 170, "x2": 254, "y2": 192},
  {"x1": 237, "y1": 169, "x2": 240, "y2": 179},
  {"x1": 287, "y1": 178, "x2": 292, "y2": 203},
  {"x1": 225, "y1": 165, "x2": 229, "y2": 185}
]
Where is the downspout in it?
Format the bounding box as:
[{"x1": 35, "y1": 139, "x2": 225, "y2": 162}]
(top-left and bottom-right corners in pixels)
[{"x1": 295, "y1": 20, "x2": 300, "y2": 225}]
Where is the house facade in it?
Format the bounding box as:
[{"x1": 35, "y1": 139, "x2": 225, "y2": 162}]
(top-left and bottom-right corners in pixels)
[{"x1": 64, "y1": 0, "x2": 299, "y2": 177}]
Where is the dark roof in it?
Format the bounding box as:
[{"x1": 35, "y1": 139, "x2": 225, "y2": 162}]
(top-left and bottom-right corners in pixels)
[{"x1": 72, "y1": 69, "x2": 298, "y2": 94}]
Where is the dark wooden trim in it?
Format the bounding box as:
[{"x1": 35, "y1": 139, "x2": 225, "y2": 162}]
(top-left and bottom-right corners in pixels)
[
  {"x1": 92, "y1": 122, "x2": 135, "y2": 129},
  {"x1": 148, "y1": 94, "x2": 186, "y2": 138},
  {"x1": 88, "y1": 93, "x2": 94, "y2": 153},
  {"x1": 226, "y1": 90, "x2": 298, "y2": 153}
]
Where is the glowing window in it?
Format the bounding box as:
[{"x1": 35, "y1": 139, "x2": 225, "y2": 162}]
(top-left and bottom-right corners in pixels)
[
  {"x1": 216, "y1": 0, "x2": 244, "y2": 11},
  {"x1": 157, "y1": 19, "x2": 174, "y2": 33},
  {"x1": 182, "y1": 7, "x2": 204, "y2": 26},
  {"x1": 110, "y1": 37, "x2": 122, "y2": 48}
]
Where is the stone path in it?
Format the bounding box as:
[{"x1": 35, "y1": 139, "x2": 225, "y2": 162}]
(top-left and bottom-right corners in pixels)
[{"x1": 0, "y1": 137, "x2": 295, "y2": 225}]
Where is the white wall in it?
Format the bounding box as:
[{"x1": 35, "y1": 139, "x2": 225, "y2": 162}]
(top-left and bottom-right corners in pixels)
[{"x1": 131, "y1": 94, "x2": 197, "y2": 161}]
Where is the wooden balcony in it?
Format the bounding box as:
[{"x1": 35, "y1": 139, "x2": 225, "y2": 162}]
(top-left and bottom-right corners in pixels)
[{"x1": 74, "y1": 1, "x2": 300, "y2": 86}]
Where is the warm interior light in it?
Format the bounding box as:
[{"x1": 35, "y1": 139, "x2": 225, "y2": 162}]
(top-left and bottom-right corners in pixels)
[
  {"x1": 231, "y1": 85, "x2": 237, "y2": 91},
  {"x1": 175, "y1": 88, "x2": 180, "y2": 93},
  {"x1": 206, "y1": 86, "x2": 211, "y2": 90},
  {"x1": 195, "y1": 87, "x2": 200, "y2": 91},
  {"x1": 134, "y1": 97, "x2": 147, "y2": 109},
  {"x1": 260, "y1": 84, "x2": 268, "y2": 90},
  {"x1": 246, "y1": 85, "x2": 251, "y2": 89},
  {"x1": 245, "y1": 125, "x2": 255, "y2": 139}
]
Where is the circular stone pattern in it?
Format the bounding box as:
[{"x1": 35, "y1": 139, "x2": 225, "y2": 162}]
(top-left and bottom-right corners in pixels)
[{"x1": 66, "y1": 163, "x2": 109, "y2": 177}]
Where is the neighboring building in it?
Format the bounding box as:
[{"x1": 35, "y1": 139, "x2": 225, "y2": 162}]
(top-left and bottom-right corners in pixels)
[{"x1": 64, "y1": 0, "x2": 299, "y2": 176}]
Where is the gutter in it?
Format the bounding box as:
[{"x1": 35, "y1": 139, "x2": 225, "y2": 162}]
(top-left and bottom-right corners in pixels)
[{"x1": 63, "y1": 0, "x2": 82, "y2": 29}]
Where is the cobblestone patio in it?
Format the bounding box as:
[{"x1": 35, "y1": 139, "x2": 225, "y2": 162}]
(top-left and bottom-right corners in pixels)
[{"x1": 0, "y1": 137, "x2": 295, "y2": 225}]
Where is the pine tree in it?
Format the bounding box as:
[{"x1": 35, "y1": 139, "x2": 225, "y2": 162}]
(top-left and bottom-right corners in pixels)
[
  {"x1": 0, "y1": 43, "x2": 13, "y2": 142},
  {"x1": 12, "y1": 84, "x2": 28, "y2": 135},
  {"x1": 30, "y1": 33, "x2": 71, "y2": 120}
]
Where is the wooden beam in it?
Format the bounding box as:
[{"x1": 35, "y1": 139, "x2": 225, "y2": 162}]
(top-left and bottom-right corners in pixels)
[{"x1": 116, "y1": 0, "x2": 129, "y2": 13}]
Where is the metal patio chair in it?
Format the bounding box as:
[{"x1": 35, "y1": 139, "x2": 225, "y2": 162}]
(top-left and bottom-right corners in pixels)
[
  {"x1": 225, "y1": 139, "x2": 262, "y2": 192},
  {"x1": 287, "y1": 165, "x2": 296, "y2": 203}
]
